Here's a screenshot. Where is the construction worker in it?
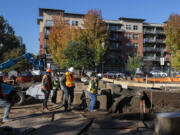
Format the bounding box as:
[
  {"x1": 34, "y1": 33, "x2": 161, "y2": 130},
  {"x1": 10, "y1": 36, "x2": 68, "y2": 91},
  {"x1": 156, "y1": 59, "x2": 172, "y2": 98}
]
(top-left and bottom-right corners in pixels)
[
  {"x1": 60, "y1": 67, "x2": 75, "y2": 111},
  {"x1": 0, "y1": 72, "x2": 12, "y2": 122},
  {"x1": 51, "y1": 77, "x2": 60, "y2": 104},
  {"x1": 87, "y1": 72, "x2": 99, "y2": 112},
  {"x1": 41, "y1": 68, "x2": 52, "y2": 111}
]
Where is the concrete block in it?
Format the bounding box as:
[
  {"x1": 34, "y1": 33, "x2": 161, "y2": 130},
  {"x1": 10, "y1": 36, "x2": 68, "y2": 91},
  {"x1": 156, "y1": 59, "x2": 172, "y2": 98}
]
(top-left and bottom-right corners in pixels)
[
  {"x1": 97, "y1": 95, "x2": 107, "y2": 110},
  {"x1": 73, "y1": 92, "x2": 83, "y2": 105},
  {"x1": 99, "y1": 81, "x2": 106, "y2": 89},
  {"x1": 106, "y1": 83, "x2": 113, "y2": 90},
  {"x1": 75, "y1": 83, "x2": 84, "y2": 89},
  {"x1": 155, "y1": 112, "x2": 180, "y2": 135}
]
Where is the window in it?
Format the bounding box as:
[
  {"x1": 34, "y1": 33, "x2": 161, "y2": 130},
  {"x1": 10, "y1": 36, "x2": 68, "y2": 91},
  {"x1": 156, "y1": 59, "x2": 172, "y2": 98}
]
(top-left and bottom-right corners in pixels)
[
  {"x1": 72, "y1": 20, "x2": 78, "y2": 26},
  {"x1": 126, "y1": 42, "x2": 131, "y2": 47},
  {"x1": 133, "y1": 25, "x2": 138, "y2": 30},
  {"x1": 133, "y1": 43, "x2": 139, "y2": 48},
  {"x1": 126, "y1": 24, "x2": 131, "y2": 30},
  {"x1": 126, "y1": 33, "x2": 131, "y2": 39},
  {"x1": 45, "y1": 20, "x2": 54, "y2": 27},
  {"x1": 65, "y1": 20, "x2": 71, "y2": 25},
  {"x1": 133, "y1": 34, "x2": 139, "y2": 40}
]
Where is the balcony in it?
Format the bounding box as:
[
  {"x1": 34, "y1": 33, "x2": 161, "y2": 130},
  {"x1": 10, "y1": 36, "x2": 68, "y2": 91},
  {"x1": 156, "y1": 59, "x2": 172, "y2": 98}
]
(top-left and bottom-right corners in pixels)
[
  {"x1": 156, "y1": 39, "x2": 166, "y2": 43},
  {"x1": 143, "y1": 47, "x2": 166, "y2": 52},
  {"x1": 109, "y1": 47, "x2": 121, "y2": 51},
  {"x1": 45, "y1": 20, "x2": 54, "y2": 27},
  {"x1": 143, "y1": 56, "x2": 160, "y2": 61},
  {"x1": 156, "y1": 30, "x2": 165, "y2": 34},
  {"x1": 143, "y1": 30, "x2": 155, "y2": 34},
  {"x1": 44, "y1": 32, "x2": 49, "y2": 39},
  {"x1": 109, "y1": 37, "x2": 121, "y2": 41},
  {"x1": 144, "y1": 39, "x2": 156, "y2": 43}
]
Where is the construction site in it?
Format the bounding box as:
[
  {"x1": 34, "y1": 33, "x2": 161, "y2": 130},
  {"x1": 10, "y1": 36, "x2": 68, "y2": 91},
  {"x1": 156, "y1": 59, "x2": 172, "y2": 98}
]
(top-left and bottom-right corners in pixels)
[
  {"x1": 0, "y1": 4, "x2": 180, "y2": 135},
  {"x1": 0, "y1": 73, "x2": 180, "y2": 135}
]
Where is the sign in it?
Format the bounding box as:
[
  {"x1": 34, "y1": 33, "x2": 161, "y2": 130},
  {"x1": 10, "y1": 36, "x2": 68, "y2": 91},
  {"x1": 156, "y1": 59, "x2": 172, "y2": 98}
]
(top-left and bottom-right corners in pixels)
[{"x1": 160, "y1": 57, "x2": 164, "y2": 66}]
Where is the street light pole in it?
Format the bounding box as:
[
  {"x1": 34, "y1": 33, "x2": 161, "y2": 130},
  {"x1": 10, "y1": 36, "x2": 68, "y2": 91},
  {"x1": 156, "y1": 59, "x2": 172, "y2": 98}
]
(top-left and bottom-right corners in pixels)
[{"x1": 101, "y1": 42, "x2": 105, "y2": 75}]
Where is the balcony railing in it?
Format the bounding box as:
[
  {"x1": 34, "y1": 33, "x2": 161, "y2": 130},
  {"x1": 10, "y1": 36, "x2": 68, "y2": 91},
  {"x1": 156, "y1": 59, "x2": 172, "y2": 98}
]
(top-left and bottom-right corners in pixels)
[
  {"x1": 143, "y1": 56, "x2": 160, "y2": 61},
  {"x1": 45, "y1": 21, "x2": 54, "y2": 27},
  {"x1": 144, "y1": 39, "x2": 156, "y2": 43},
  {"x1": 156, "y1": 30, "x2": 165, "y2": 34},
  {"x1": 143, "y1": 47, "x2": 166, "y2": 52},
  {"x1": 143, "y1": 30, "x2": 155, "y2": 34},
  {"x1": 156, "y1": 39, "x2": 166, "y2": 43}
]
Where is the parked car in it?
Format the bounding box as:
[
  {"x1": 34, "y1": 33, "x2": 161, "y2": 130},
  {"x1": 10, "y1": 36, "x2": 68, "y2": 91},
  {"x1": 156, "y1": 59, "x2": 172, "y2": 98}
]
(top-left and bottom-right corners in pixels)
[
  {"x1": 116, "y1": 73, "x2": 125, "y2": 79},
  {"x1": 149, "y1": 70, "x2": 167, "y2": 77},
  {"x1": 104, "y1": 72, "x2": 116, "y2": 78}
]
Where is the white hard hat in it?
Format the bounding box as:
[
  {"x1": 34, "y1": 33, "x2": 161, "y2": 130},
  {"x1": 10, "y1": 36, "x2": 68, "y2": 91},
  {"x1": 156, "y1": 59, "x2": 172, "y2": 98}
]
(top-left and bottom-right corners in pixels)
[
  {"x1": 68, "y1": 67, "x2": 74, "y2": 73},
  {"x1": 0, "y1": 72, "x2": 3, "y2": 77},
  {"x1": 55, "y1": 77, "x2": 59, "y2": 81}
]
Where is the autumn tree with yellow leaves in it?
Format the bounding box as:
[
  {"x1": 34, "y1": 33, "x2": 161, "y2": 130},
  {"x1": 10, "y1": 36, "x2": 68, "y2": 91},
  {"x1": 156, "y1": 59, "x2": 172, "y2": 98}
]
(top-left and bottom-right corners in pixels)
[
  {"x1": 47, "y1": 15, "x2": 80, "y2": 68},
  {"x1": 164, "y1": 14, "x2": 180, "y2": 70},
  {"x1": 81, "y1": 9, "x2": 108, "y2": 69},
  {"x1": 47, "y1": 9, "x2": 108, "y2": 70}
]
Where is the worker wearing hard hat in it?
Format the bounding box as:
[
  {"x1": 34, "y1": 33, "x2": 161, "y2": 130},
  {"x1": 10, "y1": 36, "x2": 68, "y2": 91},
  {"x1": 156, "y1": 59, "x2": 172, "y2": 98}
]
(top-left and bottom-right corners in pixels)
[
  {"x1": 86, "y1": 72, "x2": 99, "y2": 112},
  {"x1": 51, "y1": 77, "x2": 60, "y2": 104},
  {"x1": 0, "y1": 72, "x2": 12, "y2": 122},
  {"x1": 60, "y1": 67, "x2": 75, "y2": 111},
  {"x1": 41, "y1": 68, "x2": 52, "y2": 112}
]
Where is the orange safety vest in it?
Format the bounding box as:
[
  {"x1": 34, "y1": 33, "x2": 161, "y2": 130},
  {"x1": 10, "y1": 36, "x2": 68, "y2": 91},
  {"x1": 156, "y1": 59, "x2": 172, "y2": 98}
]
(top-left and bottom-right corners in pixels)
[
  {"x1": 65, "y1": 72, "x2": 75, "y2": 87},
  {"x1": 41, "y1": 74, "x2": 51, "y2": 90}
]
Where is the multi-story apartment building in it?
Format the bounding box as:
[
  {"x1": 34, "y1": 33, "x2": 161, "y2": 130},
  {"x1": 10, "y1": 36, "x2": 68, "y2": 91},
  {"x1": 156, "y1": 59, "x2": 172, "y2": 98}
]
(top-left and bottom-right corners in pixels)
[
  {"x1": 143, "y1": 23, "x2": 170, "y2": 72},
  {"x1": 37, "y1": 8, "x2": 170, "y2": 72},
  {"x1": 38, "y1": 8, "x2": 84, "y2": 69}
]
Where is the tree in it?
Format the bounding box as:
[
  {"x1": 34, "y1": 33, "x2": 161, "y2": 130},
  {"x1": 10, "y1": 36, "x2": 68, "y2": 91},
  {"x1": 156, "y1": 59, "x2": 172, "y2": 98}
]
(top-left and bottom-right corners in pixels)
[
  {"x1": 2, "y1": 48, "x2": 32, "y2": 72},
  {"x1": 63, "y1": 40, "x2": 94, "y2": 69},
  {"x1": 126, "y1": 55, "x2": 142, "y2": 75},
  {"x1": 47, "y1": 15, "x2": 80, "y2": 68},
  {"x1": 164, "y1": 14, "x2": 180, "y2": 70},
  {"x1": 81, "y1": 9, "x2": 108, "y2": 69},
  {"x1": 171, "y1": 50, "x2": 180, "y2": 70},
  {"x1": 0, "y1": 16, "x2": 21, "y2": 63}
]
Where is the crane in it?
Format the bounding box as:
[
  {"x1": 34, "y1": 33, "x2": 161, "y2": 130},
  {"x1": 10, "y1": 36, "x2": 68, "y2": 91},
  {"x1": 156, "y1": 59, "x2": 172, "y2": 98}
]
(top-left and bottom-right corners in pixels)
[{"x1": 0, "y1": 53, "x2": 44, "y2": 105}]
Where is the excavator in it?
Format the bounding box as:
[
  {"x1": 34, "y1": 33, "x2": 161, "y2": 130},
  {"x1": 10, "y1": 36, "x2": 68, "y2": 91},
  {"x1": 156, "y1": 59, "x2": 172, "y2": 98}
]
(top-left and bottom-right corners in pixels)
[{"x1": 0, "y1": 53, "x2": 44, "y2": 105}]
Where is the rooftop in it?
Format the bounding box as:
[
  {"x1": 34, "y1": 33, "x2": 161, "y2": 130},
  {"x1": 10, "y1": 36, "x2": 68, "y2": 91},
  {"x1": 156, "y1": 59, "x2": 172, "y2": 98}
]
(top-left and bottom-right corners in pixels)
[{"x1": 119, "y1": 17, "x2": 145, "y2": 22}]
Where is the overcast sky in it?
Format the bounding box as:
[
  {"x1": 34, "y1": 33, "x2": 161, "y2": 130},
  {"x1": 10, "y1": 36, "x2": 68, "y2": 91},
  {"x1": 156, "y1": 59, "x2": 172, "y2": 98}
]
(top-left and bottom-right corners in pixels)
[{"x1": 0, "y1": 0, "x2": 180, "y2": 54}]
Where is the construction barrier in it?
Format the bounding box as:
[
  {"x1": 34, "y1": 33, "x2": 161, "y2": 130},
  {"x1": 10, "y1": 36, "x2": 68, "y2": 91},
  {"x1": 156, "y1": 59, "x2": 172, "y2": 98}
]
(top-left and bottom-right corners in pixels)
[
  {"x1": 147, "y1": 77, "x2": 172, "y2": 83},
  {"x1": 111, "y1": 76, "x2": 180, "y2": 83},
  {"x1": 134, "y1": 77, "x2": 144, "y2": 83}
]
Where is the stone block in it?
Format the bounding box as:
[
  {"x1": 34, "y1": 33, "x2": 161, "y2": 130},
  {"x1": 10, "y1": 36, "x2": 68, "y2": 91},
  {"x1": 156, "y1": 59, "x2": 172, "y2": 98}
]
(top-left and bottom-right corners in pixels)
[
  {"x1": 75, "y1": 83, "x2": 84, "y2": 89},
  {"x1": 73, "y1": 92, "x2": 83, "y2": 105},
  {"x1": 97, "y1": 95, "x2": 107, "y2": 110},
  {"x1": 99, "y1": 81, "x2": 106, "y2": 89},
  {"x1": 155, "y1": 112, "x2": 180, "y2": 135}
]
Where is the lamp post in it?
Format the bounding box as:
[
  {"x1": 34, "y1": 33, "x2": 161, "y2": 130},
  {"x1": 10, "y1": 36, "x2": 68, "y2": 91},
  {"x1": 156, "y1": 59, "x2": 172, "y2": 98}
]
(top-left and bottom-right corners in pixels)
[{"x1": 101, "y1": 42, "x2": 105, "y2": 75}]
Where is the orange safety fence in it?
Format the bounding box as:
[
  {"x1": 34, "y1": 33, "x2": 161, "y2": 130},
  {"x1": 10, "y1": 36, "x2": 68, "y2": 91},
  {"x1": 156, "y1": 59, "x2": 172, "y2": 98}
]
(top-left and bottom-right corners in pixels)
[
  {"x1": 134, "y1": 77, "x2": 144, "y2": 83},
  {"x1": 134, "y1": 77, "x2": 180, "y2": 83},
  {"x1": 171, "y1": 77, "x2": 180, "y2": 82},
  {"x1": 147, "y1": 77, "x2": 172, "y2": 83}
]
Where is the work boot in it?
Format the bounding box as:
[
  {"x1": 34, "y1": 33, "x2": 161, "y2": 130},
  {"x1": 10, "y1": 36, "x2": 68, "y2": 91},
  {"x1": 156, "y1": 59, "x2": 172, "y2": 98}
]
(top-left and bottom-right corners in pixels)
[
  {"x1": 3, "y1": 118, "x2": 13, "y2": 122},
  {"x1": 43, "y1": 107, "x2": 49, "y2": 112}
]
